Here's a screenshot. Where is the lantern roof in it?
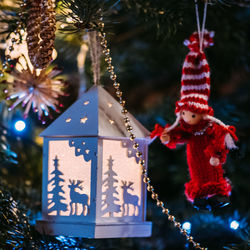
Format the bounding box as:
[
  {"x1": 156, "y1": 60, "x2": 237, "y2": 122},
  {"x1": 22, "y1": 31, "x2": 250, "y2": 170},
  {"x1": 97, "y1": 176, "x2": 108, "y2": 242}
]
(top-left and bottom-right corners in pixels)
[{"x1": 40, "y1": 85, "x2": 150, "y2": 139}]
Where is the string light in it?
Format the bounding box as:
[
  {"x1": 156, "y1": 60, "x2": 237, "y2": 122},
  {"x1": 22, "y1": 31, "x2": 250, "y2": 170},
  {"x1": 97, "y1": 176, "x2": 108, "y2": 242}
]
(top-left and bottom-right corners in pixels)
[
  {"x1": 230, "y1": 220, "x2": 240, "y2": 230},
  {"x1": 14, "y1": 120, "x2": 26, "y2": 132},
  {"x1": 182, "y1": 221, "x2": 192, "y2": 234},
  {"x1": 98, "y1": 22, "x2": 207, "y2": 250}
]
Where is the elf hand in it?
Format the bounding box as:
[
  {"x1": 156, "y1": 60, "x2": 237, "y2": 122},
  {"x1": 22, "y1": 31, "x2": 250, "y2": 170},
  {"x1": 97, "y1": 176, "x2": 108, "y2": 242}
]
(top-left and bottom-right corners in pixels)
[
  {"x1": 160, "y1": 129, "x2": 170, "y2": 144},
  {"x1": 209, "y1": 157, "x2": 220, "y2": 166}
]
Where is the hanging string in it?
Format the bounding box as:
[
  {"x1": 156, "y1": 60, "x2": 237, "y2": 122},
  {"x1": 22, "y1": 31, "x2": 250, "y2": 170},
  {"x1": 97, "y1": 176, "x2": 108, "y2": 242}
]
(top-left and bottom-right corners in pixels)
[
  {"x1": 77, "y1": 36, "x2": 89, "y2": 97},
  {"x1": 194, "y1": 0, "x2": 201, "y2": 41},
  {"x1": 194, "y1": 0, "x2": 208, "y2": 52},
  {"x1": 88, "y1": 30, "x2": 102, "y2": 85},
  {"x1": 200, "y1": 1, "x2": 208, "y2": 51}
]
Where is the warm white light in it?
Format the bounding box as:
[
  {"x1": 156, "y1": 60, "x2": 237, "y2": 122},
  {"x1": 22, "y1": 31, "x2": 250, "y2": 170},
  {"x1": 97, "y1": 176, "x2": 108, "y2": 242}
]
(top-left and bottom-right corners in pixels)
[
  {"x1": 66, "y1": 17, "x2": 74, "y2": 23},
  {"x1": 14, "y1": 120, "x2": 26, "y2": 132},
  {"x1": 80, "y1": 117, "x2": 88, "y2": 124},
  {"x1": 109, "y1": 119, "x2": 115, "y2": 125},
  {"x1": 107, "y1": 102, "x2": 113, "y2": 108},
  {"x1": 230, "y1": 220, "x2": 240, "y2": 230}
]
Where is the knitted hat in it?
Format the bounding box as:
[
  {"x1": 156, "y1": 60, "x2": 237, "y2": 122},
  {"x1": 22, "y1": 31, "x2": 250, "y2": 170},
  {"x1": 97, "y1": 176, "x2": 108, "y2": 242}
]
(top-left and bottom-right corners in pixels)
[{"x1": 175, "y1": 30, "x2": 214, "y2": 115}]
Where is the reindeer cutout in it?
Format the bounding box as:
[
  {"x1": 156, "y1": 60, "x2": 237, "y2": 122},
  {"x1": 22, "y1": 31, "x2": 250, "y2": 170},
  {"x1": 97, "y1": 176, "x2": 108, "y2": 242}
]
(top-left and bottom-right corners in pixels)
[
  {"x1": 68, "y1": 180, "x2": 89, "y2": 216},
  {"x1": 121, "y1": 181, "x2": 139, "y2": 216}
]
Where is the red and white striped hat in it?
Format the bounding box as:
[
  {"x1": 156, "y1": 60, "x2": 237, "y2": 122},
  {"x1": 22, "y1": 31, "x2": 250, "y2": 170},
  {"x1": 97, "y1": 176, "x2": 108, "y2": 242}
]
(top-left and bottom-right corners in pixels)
[{"x1": 175, "y1": 30, "x2": 214, "y2": 115}]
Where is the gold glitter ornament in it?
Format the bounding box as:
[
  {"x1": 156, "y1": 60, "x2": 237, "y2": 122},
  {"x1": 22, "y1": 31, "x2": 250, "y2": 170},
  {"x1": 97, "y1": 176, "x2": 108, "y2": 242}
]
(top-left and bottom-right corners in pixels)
[
  {"x1": 36, "y1": 0, "x2": 56, "y2": 69},
  {"x1": 26, "y1": 0, "x2": 41, "y2": 68},
  {"x1": 2, "y1": 58, "x2": 65, "y2": 122},
  {"x1": 26, "y1": 0, "x2": 56, "y2": 69}
]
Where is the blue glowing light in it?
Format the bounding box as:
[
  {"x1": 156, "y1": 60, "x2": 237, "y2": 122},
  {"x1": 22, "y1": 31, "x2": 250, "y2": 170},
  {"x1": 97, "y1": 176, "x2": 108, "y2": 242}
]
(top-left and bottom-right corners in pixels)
[
  {"x1": 55, "y1": 235, "x2": 76, "y2": 246},
  {"x1": 230, "y1": 220, "x2": 240, "y2": 230},
  {"x1": 14, "y1": 120, "x2": 26, "y2": 132},
  {"x1": 182, "y1": 221, "x2": 192, "y2": 232}
]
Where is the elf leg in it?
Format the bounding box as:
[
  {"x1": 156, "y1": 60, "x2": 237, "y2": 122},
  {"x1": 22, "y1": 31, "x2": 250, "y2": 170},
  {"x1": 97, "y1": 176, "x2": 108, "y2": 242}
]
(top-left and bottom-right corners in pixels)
[{"x1": 184, "y1": 177, "x2": 231, "y2": 210}]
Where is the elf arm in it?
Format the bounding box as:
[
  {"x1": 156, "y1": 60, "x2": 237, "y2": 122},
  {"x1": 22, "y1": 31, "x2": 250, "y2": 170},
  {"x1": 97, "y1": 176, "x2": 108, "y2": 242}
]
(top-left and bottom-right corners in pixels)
[
  {"x1": 151, "y1": 124, "x2": 190, "y2": 149},
  {"x1": 205, "y1": 123, "x2": 238, "y2": 165}
]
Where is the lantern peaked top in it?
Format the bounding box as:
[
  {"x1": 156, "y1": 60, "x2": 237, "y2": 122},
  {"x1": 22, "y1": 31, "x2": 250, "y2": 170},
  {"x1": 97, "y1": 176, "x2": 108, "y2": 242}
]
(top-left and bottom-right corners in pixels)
[{"x1": 40, "y1": 85, "x2": 150, "y2": 139}]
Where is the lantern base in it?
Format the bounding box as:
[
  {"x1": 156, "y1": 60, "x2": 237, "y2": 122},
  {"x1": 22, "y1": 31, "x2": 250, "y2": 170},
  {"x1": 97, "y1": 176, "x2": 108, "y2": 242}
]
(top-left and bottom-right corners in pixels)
[{"x1": 36, "y1": 219, "x2": 152, "y2": 238}]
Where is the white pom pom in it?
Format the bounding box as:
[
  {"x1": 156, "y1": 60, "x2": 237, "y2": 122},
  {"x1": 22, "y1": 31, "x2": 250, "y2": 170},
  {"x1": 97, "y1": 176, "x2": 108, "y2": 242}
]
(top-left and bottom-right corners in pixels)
[
  {"x1": 209, "y1": 31, "x2": 215, "y2": 38},
  {"x1": 183, "y1": 40, "x2": 190, "y2": 46}
]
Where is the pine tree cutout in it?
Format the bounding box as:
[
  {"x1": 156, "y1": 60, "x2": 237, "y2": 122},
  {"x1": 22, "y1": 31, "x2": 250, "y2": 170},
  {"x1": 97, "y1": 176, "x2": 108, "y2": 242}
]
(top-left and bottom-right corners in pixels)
[
  {"x1": 48, "y1": 156, "x2": 68, "y2": 215},
  {"x1": 102, "y1": 156, "x2": 121, "y2": 217}
]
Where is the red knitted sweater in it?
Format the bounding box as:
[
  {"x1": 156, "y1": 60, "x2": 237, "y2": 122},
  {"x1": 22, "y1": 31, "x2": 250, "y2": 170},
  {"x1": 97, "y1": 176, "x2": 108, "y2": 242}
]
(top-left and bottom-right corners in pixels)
[{"x1": 151, "y1": 119, "x2": 237, "y2": 202}]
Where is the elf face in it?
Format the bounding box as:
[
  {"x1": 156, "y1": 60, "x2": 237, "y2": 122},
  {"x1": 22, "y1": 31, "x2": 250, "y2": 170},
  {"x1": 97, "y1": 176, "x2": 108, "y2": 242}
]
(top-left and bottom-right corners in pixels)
[{"x1": 181, "y1": 110, "x2": 204, "y2": 125}]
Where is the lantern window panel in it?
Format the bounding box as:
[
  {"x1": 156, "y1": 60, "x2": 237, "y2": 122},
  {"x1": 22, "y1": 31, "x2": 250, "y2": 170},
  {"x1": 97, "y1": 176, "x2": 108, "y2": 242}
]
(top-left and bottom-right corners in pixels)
[
  {"x1": 101, "y1": 139, "x2": 143, "y2": 219},
  {"x1": 47, "y1": 140, "x2": 92, "y2": 217}
]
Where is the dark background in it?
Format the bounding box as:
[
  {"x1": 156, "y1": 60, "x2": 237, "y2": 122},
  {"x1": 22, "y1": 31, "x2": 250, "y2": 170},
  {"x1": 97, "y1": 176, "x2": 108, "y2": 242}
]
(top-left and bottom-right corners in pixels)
[{"x1": 0, "y1": 0, "x2": 250, "y2": 249}]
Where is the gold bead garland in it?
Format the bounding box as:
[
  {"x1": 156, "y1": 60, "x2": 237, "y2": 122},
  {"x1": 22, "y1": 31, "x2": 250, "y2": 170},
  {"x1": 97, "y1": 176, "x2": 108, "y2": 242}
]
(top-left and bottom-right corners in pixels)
[
  {"x1": 0, "y1": 1, "x2": 26, "y2": 78},
  {"x1": 98, "y1": 22, "x2": 208, "y2": 250}
]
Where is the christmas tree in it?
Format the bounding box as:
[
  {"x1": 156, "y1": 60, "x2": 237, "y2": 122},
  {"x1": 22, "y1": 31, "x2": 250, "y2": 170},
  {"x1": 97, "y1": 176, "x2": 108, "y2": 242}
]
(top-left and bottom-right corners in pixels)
[
  {"x1": 102, "y1": 156, "x2": 121, "y2": 217},
  {"x1": 0, "y1": 0, "x2": 249, "y2": 249},
  {"x1": 48, "y1": 156, "x2": 68, "y2": 215}
]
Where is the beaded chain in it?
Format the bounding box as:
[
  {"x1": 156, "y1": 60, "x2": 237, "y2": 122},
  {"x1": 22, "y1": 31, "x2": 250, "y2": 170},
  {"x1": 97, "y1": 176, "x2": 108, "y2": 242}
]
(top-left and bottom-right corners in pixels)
[
  {"x1": 98, "y1": 22, "x2": 207, "y2": 250},
  {"x1": 0, "y1": 0, "x2": 26, "y2": 78}
]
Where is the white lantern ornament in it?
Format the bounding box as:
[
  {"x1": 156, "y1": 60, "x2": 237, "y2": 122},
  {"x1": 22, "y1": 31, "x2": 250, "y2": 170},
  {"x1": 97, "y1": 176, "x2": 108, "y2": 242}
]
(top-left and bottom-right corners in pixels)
[{"x1": 36, "y1": 85, "x2": 152, "y2": 238}]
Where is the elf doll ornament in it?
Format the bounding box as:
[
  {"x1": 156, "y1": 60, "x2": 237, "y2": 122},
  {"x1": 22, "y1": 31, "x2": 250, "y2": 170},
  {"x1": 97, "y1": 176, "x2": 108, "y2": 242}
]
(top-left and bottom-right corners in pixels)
[{"x1": 151, "y1": 30, "x2": 238, "y2": 211}]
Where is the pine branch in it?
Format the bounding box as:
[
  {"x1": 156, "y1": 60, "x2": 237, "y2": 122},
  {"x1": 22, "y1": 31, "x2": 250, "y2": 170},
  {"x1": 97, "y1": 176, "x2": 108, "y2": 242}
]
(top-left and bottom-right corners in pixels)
[
  {"x1": 0, "y1": 122, "x2": 17, "y2": 166},
  {"x1": 59, "y1": 0, "x2": 119, "y2": 32},
  {"x1": 0, "y1": 183, "x2": 39, "y2": 249},
  {"x1": 0, "y1": 182, "x2": 95, "y2": 248}
]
